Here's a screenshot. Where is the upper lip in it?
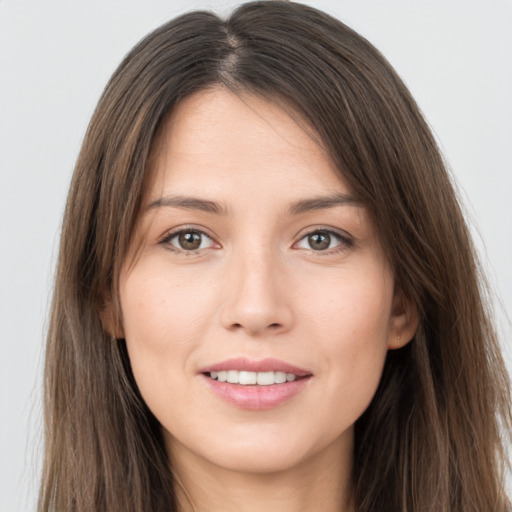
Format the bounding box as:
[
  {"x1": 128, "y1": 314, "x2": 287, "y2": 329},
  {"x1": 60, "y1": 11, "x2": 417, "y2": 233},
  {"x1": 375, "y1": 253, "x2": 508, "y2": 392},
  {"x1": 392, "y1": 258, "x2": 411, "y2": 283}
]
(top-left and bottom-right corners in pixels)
[{"x1": 199, "y1": 357, "x2": 311, "y2": 377}]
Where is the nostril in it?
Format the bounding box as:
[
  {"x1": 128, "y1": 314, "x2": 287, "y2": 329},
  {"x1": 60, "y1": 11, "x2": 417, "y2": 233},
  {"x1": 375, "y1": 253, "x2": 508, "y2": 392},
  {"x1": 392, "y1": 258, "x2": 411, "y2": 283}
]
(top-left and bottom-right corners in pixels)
[{"x1": 229, "y1": 322, "x2": 282, "y2": 332}]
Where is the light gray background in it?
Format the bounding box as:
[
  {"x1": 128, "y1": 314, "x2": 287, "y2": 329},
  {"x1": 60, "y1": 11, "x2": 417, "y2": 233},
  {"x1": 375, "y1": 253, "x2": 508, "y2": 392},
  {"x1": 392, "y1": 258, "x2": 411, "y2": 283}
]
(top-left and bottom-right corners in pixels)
[{"x1": 1, "y1": 1, "x2": 511, "y2": 510}]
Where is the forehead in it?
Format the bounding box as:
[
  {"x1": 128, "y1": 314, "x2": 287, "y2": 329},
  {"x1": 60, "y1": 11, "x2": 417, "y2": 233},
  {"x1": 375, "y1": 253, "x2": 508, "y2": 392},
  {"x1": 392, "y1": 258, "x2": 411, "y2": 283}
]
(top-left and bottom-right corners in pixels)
[{"x1": 145, "y1": 87, "x2": 353, "y2": 207}]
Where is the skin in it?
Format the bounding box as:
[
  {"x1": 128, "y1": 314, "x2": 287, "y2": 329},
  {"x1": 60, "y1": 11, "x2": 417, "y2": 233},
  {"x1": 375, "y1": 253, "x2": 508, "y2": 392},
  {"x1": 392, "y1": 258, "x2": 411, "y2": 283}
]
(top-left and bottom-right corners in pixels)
[{"x1": 116, "y1": 87, "x2": 418, "y2": 512}]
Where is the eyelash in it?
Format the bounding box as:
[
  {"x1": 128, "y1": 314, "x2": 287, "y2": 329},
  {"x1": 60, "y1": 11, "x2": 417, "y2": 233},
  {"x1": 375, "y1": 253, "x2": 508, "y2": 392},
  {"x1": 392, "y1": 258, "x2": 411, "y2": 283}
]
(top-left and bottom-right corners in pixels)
[
  {"x1": 158, "y1": 226, "x2": 353, "y2": 255},
  {"x1": 294, "y1": 228, "x2": 354, "y2": 254},
  {"x1": 158, "y1": 226, "x2": 217, "y2": 255}
]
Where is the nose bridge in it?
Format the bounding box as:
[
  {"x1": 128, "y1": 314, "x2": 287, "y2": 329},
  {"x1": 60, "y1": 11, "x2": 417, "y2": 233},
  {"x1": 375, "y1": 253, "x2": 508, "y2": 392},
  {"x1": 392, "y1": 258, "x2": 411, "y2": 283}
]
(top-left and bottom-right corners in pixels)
[
  {"x1": 221, "y1": 240, "x2": 292, "y2": 335},
  {"x1": 238, "y1": 243, "x2": 277, "y2": 301}
]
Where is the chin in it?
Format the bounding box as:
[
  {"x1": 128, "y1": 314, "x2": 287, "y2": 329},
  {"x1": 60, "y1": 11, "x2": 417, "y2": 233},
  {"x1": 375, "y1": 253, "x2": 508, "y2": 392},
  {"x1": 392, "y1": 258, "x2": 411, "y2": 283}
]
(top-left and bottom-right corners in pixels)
[
  {"x1": 204, "y1": 444, "x2": 309, "y2": 475},
  {"x1": 166, "y1": 423, "x2": 349, "y2": 477}
]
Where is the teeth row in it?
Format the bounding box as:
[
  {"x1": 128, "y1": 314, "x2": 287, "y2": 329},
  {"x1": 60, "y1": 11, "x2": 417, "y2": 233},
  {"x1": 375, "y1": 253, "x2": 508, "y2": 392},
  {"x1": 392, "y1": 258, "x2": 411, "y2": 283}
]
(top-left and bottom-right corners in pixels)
[{"x1": 209, "y1": 370, "x2": 297, "y2": 385}]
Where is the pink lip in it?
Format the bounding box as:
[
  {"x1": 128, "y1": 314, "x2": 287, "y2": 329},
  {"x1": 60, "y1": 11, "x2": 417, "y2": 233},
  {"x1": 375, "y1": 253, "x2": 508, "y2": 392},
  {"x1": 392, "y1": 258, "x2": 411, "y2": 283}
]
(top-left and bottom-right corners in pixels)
[
  {"x1": 199, "y1": 357, "x2": 312, "y2": 411},
  {"x1": 199, "y1": 357, "x2": 311, "y2": 377}
]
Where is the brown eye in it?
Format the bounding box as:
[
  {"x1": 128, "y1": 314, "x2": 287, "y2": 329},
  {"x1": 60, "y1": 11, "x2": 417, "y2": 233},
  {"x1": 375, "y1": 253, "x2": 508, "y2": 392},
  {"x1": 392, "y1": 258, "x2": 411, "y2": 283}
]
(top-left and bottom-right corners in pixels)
[
  {"x1": 162, "y1": 229, "x2": 215, "y2": 252},
  {"x1": 295, "y1": 229, "x2": 352, "y2": 253},
  {"x1": 178, "y1": 232, "x2": 202, "y2": 250},
  {"x1": 307, "y1": 232, "x2": 331, "y2": 250}
]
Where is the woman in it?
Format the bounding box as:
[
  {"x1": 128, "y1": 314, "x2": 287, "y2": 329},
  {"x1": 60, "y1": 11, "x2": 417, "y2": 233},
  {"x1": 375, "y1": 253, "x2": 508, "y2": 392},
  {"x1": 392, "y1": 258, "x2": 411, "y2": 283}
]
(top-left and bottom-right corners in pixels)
[{"x1": 38, "y1": 1, "x2": 511, "y2": 511}]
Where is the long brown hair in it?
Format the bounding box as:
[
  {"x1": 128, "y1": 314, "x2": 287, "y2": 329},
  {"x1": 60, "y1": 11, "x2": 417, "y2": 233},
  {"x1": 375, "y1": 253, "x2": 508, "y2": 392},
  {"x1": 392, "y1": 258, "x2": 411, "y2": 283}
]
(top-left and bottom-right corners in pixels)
[{"x1": 39, "y1": 1, "x2": 511, "y2": 510}]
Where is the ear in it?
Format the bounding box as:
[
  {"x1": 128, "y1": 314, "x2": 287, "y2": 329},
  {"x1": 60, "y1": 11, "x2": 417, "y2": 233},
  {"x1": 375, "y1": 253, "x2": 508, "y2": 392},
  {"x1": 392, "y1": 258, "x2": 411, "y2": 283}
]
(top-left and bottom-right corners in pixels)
[
  {"x1": 388, "y1": 286, "x2": 419, "y2": 350},
  {"x1": 99, "y1": 299, "x2": 125, "y2": 340}
]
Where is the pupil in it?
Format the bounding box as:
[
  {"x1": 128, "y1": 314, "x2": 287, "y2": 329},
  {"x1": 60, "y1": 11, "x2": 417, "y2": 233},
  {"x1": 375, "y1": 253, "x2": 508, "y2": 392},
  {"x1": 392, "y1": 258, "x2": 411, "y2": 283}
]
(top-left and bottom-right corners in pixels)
[
  {"x1": 179, "y1": 232, "x2": 201, "y2": 250},
  {"x1": 309, "y1": 232, "x2": 330, "y2": 250}
]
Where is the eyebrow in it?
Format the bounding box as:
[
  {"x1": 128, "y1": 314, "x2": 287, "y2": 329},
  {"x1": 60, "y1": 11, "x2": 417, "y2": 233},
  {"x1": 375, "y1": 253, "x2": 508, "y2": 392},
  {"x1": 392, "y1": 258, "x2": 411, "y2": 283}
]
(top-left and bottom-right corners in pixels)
[
  {"x1": 146, "y1": 192, "x2": 362, "y2": 216},
  {"x1": 146, "y1": 195, "x2": 229, "y2": 215},
  {"x1": 288, "y1": 193, "x2": 363, "y2": 215}
]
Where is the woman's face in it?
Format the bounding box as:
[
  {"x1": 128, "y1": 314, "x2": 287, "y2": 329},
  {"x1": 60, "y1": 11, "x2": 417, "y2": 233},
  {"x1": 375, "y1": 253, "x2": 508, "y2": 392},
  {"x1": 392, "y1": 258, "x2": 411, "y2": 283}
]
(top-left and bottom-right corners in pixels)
[{"x1": 118, "y1": 88, "x2": 414, "y2": 476}]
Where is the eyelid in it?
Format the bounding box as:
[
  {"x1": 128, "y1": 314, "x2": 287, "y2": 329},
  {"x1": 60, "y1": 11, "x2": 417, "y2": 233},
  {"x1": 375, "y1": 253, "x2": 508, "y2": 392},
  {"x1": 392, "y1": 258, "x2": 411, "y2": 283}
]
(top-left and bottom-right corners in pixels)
[
  {"x1": 158, "y1": 225, "x2": 220, "y2": 253},
  {"x1": 293, "y1": 227, "x2": 354, "y2": 253},
  {"x1": 157, "y1": 224, "x2": 353, "y2": 255}
]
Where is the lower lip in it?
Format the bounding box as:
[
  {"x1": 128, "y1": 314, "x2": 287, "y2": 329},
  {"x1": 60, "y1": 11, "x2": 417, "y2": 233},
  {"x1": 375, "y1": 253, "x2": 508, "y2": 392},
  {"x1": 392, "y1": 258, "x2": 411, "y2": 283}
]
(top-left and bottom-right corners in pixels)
[{"x1": 201, "y1": 374, "x2": 311, "y2": 410}]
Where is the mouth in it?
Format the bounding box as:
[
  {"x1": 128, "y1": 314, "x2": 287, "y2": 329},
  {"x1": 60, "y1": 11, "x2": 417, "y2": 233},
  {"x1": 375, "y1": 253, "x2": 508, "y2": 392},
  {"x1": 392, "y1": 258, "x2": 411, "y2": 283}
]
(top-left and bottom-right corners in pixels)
[
  {"x1": 205, "y1": 370, "x2": 303, "y2": 385},
  {"x1": 199, "y1": 357, "x2": 311, "y2": 382},
  {"x1": 199, "y1": 358, "x2": 312, "y2": 410}
]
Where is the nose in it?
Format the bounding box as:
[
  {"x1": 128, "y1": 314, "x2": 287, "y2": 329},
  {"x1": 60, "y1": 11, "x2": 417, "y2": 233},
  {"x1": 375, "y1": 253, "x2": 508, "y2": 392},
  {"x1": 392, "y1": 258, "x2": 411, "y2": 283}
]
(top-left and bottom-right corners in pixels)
[{"x1": 220, "y1": 246, "x2": 294, "y2": 337}]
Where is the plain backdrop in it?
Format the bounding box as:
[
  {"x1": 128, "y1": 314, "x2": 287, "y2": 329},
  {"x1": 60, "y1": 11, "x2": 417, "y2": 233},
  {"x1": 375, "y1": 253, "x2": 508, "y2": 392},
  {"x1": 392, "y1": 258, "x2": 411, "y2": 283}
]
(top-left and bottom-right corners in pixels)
[{"x1": 1, "y1": 0, "x2": 511, "y2": 510}]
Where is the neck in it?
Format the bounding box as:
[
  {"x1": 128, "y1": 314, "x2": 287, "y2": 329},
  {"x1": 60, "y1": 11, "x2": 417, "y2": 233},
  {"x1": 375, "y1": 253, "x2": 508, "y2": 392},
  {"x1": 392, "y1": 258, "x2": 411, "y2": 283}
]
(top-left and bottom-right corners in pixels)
[{"x1": 169, "y1": 432, "x2": 355, "y2": 512}]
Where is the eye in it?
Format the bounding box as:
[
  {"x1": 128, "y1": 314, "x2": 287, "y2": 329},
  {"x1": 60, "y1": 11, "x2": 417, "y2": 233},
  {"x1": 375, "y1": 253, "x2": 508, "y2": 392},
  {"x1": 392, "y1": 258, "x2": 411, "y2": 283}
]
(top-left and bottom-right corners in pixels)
[
  {"x1": 295, "y1": 229, "x2": 352, "y2": 252},
  {"x1": 160, "y1": 228, "x2": 217, "y2": 252}
]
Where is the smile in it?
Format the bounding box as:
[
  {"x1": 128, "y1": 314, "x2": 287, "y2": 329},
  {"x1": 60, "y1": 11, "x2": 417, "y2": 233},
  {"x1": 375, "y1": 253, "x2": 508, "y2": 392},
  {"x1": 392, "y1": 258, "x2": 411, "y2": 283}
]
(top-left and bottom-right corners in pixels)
[
  {"x1": 200, "y1": 358, "x2": 312, "y2": 410},
  {"x1": 208, "y1": 370, "x2": 297, "y2": 385}
]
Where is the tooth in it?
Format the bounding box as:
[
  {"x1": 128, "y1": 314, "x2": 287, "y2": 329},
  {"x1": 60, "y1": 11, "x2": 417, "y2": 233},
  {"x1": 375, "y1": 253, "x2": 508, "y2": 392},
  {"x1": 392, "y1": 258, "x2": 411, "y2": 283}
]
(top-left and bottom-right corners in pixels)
[
  {"x1": 274, "y1": 371, "x2": 287, "y2": 384},
  {"x1": 212, "y1": 370, "x2": 298, "y2": 385},
  {"x1": 257, "y1": 371, "x2": 275, "y2": 385},
  {"x1": 239, "y1": 371, "x2": 257, "y2": 385},
  {"x1": 227, "y1": 370, "x2": 239, "y2": 383}
]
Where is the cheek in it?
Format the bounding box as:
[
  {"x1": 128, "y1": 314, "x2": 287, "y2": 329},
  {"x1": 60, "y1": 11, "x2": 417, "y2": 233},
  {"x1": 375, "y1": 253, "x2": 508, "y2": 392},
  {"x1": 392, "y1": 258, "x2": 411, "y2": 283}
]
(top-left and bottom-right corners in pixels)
[
  {"x1": 119, "y1": 261, "x2": 217, "y2": 403},
  {"x1": 299, "y1": 263, "x2": 393, "y2": 343},
  {"x1": 121, "y1": 259, "x2": 215, "y2": 346},
  {"x1": 297, "y1": 266, "x2": 392, "y2": 410}
]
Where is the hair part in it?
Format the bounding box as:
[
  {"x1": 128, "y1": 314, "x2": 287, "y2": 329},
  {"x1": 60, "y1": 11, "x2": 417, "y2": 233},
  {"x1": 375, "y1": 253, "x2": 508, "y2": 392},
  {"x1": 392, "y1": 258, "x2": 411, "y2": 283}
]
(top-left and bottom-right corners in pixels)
[{"x1": 39, "y1": 2, "x2": 511, "y2": 511}]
